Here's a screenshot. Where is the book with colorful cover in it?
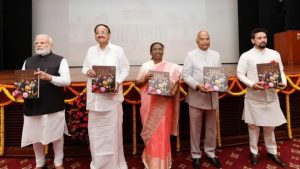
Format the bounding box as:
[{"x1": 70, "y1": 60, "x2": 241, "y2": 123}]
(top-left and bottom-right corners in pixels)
[
  {"x1": 92, "y1": 66, "x2": 116, "y2": 93},
  {"x1": 13, "y1": 70, "x2": 40, "y2": 99},
  {"x1": 203, "y1": 67, "x2": 228, "y2": 92},
  {"x1": 256, "y1": 62, "x2": 282, "y2": 89},
  {"x1": 147, "y1": 70, "x2": 171, "y2": 96}
]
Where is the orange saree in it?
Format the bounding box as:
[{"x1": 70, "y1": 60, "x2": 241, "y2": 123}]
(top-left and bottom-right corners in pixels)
[{"x1": 137, "y1": 60, "x2": 181, "y2": 169}]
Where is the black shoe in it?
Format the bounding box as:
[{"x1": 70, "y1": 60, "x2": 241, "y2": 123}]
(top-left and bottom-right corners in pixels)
[
  {"x1": 192, "y1": 158, "x2": 201, "y2": 169},
  {"x1": 249, "y1": 153, "x2": 259, "y2": 166},
  {"x1": 267, "y1": 153, "x2": 286, "y2": 168},
  {"x1": 206, "y1": 156, "x2": 221, "y2": 168}
]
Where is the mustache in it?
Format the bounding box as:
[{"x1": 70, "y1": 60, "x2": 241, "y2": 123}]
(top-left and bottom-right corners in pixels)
[
  {"x1": 260, "y1": 42, "x2": 267, "y2": 45},
  {"x1": 97, "y1": 35, "x2": 105, "y2": 39}
]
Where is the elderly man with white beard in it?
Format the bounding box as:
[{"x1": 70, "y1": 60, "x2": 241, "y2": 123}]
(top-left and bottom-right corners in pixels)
[{"x1": 21, "y1": 34, "x2": 71, "y2": 169}]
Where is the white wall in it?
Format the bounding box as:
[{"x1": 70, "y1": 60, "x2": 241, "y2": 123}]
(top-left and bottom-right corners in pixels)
[{"x1": 32, "y1": 0, "x2": 239, "y2": 66}]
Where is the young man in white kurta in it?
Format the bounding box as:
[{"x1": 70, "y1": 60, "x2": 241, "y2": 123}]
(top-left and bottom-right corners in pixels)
[
  {"x1": 82, "y1": 24, "x2": 129, "y2": 169},
  {"x1": 237, "y1": 28, "x2": 287, "y2": 166}
]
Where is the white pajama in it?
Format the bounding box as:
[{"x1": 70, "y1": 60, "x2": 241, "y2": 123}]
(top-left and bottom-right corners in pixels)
[
  {"x1": 248, "y1": 124, "x2": 277, "y2": 154},
  {"x1": 33, "y1": 136, "x2": 64, "y2": 167}
]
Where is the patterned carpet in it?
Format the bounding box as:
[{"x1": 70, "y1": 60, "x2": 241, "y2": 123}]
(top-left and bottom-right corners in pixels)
[{"x1": 0, "y1": 138, "x2": 299, "y2": 169}]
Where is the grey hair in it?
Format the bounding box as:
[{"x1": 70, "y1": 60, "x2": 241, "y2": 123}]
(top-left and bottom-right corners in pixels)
[{"x1": 35, "y1": 34, "x2": 54, "y2": 44}]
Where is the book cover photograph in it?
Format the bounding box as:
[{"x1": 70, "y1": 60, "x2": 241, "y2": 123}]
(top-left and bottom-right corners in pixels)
[
  {"x1": 257, "y1": 62, "x2": 282, "y2": 89},
  {"x1": 203, "y1": 67, "x2": 228, "y2": 92},
  {"x1": 92, "y1": 66, "x2": 116, "y2": 93},
  {"x1": 13, "y1": 70, "x2": 40, "y2": 99},
  {"x1": 147, "y1": 70, "x2": 171, "y2": 96}
]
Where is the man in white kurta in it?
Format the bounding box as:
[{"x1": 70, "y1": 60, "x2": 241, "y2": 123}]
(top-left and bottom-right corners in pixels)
[
  {"x1": 21, "y1": 34, "x2": 71, "y2": 169},
  {"x1": 82, "y1": 24, "x2": 129, "y2": 169},
  {"x1": 237, "y1": 28, "x2": 287, "y2": 167},
  {"x1": 183, "y1": 31, "x2": 222, "y2": 169}
]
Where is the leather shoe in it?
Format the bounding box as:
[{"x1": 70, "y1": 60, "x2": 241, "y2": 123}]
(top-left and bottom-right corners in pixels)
[
  {"x1": 206, "y1": 156, "x2": 221, "y2": 168},
  {"x1": 192, "y1": 158, "x2": 201, "y2": 169},
  {"x1": 249, "y1": 153, "x2": 259, "y2": 166},
  {"x1": 267, "y1": 153, "x2": 286, "y2": 168}
]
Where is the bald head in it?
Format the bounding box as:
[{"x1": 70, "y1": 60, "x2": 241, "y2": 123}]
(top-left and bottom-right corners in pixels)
[
  {"x1": 197, "y1": 30, "x2": 209, "y2": 38},
  {"x1": 196, "y1": 30, "x2": 210, "y2": 51}
]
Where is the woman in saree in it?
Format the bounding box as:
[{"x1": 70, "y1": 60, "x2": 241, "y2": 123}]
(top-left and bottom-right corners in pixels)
[{"x1": 135, "y1": 42, "x2": 182, "y2": 169}]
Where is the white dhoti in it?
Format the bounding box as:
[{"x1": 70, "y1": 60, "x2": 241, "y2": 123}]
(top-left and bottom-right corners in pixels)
[
  {"x1": 21, "y1": 110, "x2": 69, "y2": 167},
  {"x1": 88, "y1": 104, "x2": 128, "y2": 169}
]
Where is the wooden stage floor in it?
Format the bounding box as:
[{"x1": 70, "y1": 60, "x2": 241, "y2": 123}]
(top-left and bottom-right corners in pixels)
[{"x1": 1, "y1": 64, "x2": 300, "y2": 84}]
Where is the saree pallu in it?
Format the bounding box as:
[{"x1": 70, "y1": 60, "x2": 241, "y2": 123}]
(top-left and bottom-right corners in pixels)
[{"x1": 138, "y1": 61, "x2": 181, "y2": 169}]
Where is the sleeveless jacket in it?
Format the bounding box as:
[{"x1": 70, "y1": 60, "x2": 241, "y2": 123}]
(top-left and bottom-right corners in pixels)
[{"x1": 23, "y1": 53, "x2": 65, "y2": 116}]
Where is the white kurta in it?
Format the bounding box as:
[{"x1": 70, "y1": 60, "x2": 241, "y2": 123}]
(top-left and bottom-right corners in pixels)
[
  {"x1": 21, "y1": 58, "x2": 71, "y2": 147},
  {"x1": 237, "y1": 47, "x2": 287, "y2": 126},
  {"x1": 82, "y1": 43, "x2": 129, "y2": 169},
  {"x1": 82, "y1": 43, "x2": 129, "y2": 111}
]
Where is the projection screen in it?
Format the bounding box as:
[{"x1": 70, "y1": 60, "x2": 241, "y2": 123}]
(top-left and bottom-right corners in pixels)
[{"x1": 32, "y1": 0, "x2": 239, "y2": 66}]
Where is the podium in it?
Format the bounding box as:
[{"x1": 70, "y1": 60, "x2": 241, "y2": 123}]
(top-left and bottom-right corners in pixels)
[{"x1": 274, "y1": 30, "x2": 300, "y2": 65}]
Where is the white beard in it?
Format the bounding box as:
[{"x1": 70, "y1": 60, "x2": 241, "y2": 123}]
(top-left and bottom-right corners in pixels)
[{"x1": 35, "y1": 48, "x2": 51, "y2": 55}]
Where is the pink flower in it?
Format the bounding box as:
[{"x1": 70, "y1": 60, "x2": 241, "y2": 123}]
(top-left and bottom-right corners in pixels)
[
  {"x1": 100, "y1": 87, "x2": 106, "y2": 92},
  {"x1": 22, "y1": 92, "x2": 28, "y2": 98},
  {"x1": 156, "y1": 89, "x2": 162, "y2": 94},
  {"x1": 148, "y1": 86, "x2": 154, "y2": 93},
  {"x1": 12, "y1": 90, "x2": 19, "y2": 96},
  {"x1": 213, "y1": 85, "x2": 219, "y2": 91},
  {"x1": 204, "y1": 83, "x2": 210, "y2": 88}
]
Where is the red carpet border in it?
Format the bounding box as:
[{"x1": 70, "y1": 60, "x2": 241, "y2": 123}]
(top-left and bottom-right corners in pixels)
[{"x1": 0, "y1": 138, "x2": 299, "y2": 169}]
